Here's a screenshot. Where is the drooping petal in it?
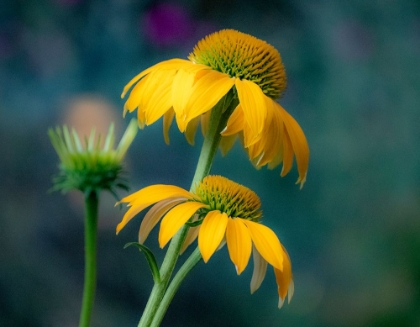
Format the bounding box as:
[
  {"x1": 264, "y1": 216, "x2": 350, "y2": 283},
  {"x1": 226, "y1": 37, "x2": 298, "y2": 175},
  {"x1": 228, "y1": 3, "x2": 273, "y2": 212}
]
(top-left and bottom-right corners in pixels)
[
  {"x1": 274, "y1": 246, "x2": 294, "y2": 308},
  {"x1": 247, "y1": 132, "x2": 266, "y2": 161},
  {"x1": 116, "y1": 185, "x2": 193, "y2": 234},
  {"x1": 123, "y1": 74, "x2": 149, "y2": 114},
  {"x1": 159, "y1": 201, "x2": 208, "y2": 248},
  {"x1": 276, "y1": 103, "x2": 309, "y2": 188},
  {"x1": 280, "y1": 127, "x2": 294, "y2": 177},
  {"x1": 221, "y1": 105, "x2": 244, "y2": 136},
  {"x1": 250, "y1": 245, "x2": 268, "y2": 293},
  {"x1": 138, "y1": 198, "x2": 185, "y2": 244},
  {"x1": 180, "y1": 220, "x2": 200, "y2": 254},
  {"x1": 242, "y1": 120, "x2": 260, "y2": 148},
  {"x1": 200, "y1": 110, "x2": 211, "y2": 137},
  {"x1": 198, "y1": 211, "x2": 229, "y2": 262},
  {"x1": 184, "y1": 70, "x2": 235, "y2": 123},
  {"x1": 172, "y1": 69, "x2": 195, "y2": 125},
  {"x1": 171, "y1": 64, "x2": 208, "y2": 133},
  {"x1": 235, "y1": 79, "x2": 267, "y2": 143},
  {"x1": 226, "y1": 218, "x2": 252, "y2": 275},
  {"x1": 136, "y1": 105, "x2": 146, "y2": 129},
  {"x1": 219, "y1": 134, "x2": 237, "y2": 156},
  {"x1": 184, "y1": 115, "x2": 200, "y2": 145},
  {"x1": 255, "y1": 98, "x2": 284, "y2": 167},
  {"x1": 143, "y1": 70, "x2": 176, "y2": 125},
  {"x1": 163, "y1": 109, "x2": 175, "y2": 145},
  {"x1": 243, "y1": 220, "x2": 283, "y2": 271}
]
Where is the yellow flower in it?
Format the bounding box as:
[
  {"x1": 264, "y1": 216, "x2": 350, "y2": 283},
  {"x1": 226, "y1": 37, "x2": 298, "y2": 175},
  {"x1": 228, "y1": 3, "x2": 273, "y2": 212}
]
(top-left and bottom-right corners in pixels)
[
  {"x1": 116, "y1": 175, "x2": 294, "y2": 307},
  {"x1": 122, "y1": 29, "x2": 309, "y2": 187}
]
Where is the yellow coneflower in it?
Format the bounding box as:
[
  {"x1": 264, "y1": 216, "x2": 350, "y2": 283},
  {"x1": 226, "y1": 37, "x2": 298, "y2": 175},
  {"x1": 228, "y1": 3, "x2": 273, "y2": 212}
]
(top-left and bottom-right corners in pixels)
[
  {"x1": 122, "y1": 29, "x2": 309, "y2": 187},
  {"x1": 116, "y1": 175, "x2": 294, "y2": 307}
]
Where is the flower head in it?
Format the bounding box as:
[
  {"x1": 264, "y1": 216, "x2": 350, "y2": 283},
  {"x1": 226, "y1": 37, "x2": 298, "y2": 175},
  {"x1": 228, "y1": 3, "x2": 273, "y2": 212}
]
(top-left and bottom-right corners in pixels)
[
  {"x1": 116, "y1": 175, "x2": 294, "y2": 306},
  {"x1": 49, "y1": 119, "x2": 138, "y2": 194},
  {"x1": 122, "y1": 29, "x2": 309, "y2": 187}
]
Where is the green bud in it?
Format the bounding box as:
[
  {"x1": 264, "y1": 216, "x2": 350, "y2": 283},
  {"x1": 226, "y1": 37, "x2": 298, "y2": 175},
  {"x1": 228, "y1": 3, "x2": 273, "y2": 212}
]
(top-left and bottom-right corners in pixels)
[{"x1": 49, "y1": 119, "x2": 138, "y2": 196}]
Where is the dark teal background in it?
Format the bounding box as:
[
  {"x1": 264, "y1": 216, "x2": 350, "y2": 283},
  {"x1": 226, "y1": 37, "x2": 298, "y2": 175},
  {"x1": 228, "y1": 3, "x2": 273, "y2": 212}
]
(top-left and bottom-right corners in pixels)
[{"x1": 1, "y1": 0, "x2": 419, "y2": 326}]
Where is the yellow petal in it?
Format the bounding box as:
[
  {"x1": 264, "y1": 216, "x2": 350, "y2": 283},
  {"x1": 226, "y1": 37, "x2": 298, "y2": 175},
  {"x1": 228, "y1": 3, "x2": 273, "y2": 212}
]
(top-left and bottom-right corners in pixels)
[
  {"x1": 280, "y1": 127, "x2": 294, "y2": 177},
  {"x1": 250, "y1": 245, "x2": 268, "y2": 293},
  {"x1": 124, "y1": 74, "x2": 149, "y2": 113},
  {"x1": 172, "y1": 69, "x2": 195, "y2": 122},
  {"x1": 256, "y1": 99, "x2": 284, "y2": 167},
  {"x1": 277, "y1": 103, "x2": 309, "y2": 188},
  {"x1": 184, "y1": 115, "x2": 200, "y2": 145},
  {"x1": 120, "y1": 184, "x2": 192, "y2": 205},
  {"x1": 221, "y1": 105, "x2": 244, "y2": 136},
  {"x1": 184, "y1": 70, "x2": 235, "y2": 122},
  {"x1": 121, "y1": 59, "x2": 190, "y2": 98},
  {"x1": 159, "y1": 202, "x2": 207, "y2": 248},
  {"x1": 235, "y1": 79, "x2": 267, "y2": 142},
  {"x1": 243, "y1": 220, "x2": 283, "y2": 271},
  {"x1": 143, "y1": 70, "x2": 176, "y2": 125},
  {"x1": 116, "y1": 185, "x2": 193, "y2": 234},
  {"x1": 242, "y1": 121, "x2": 260, "y2": 147},
  {"x1": 226, "y1": 218, "x2": 252, "y2": 275},
  {"x1": 138, "y1": 198, "x2": 185, "y2": 244},
  {"x1": 170, "y1": 63, "x2": 205, "y2": 127},
  {"x1": 247, "y1": 134, "x2": 265, "y2": 161},
  {"x1": 163, "y1": 109, "x2": 175, "y2": 145},
  {"x1": 274, "y1": 246, "x2": 294, "y2": 308},
  {"x1": 198, "y1": 211, "x2": 229, "y2": 262},
  {"x1": 200, "y1": 110, "x2": 211, "y2": 137},
  {"x1": 219, "y1": 134, "x2": 237, "y2": 156},
  {"x1": 180, "y1": 217, "x2": 200, "y2": 254}
]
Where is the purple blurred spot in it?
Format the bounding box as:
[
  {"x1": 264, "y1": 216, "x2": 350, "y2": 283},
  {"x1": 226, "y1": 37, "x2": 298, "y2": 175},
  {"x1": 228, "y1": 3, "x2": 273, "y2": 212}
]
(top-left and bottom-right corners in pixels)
[{"x1": 143, "y1": 3, "x2": 194, "y2": 47}]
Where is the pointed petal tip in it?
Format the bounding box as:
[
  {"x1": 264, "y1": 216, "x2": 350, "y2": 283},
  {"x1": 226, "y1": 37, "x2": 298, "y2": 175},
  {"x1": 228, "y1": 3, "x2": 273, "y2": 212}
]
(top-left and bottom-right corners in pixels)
[
  {"x1": 288, "y1": 280, "x2": 295, "y2": 303},
  {"x1": 278, "y1": 296, "x2": 285, "y2": 309},
  {"x1": 296, "y1": 173, "x2": 307, "y2": 189}
]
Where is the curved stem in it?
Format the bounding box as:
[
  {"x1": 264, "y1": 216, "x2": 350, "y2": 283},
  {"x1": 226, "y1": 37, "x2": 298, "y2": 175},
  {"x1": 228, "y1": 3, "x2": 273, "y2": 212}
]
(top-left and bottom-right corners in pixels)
[
  {"x1": 150, "y1": 247, "x2": 202, "y2": 327},
  {"x1": 137, "y1": 93, "x2": 237, "y2": 327},
  {"x1": 79, "y1": 191, "x2": 99, "y2": 327}
]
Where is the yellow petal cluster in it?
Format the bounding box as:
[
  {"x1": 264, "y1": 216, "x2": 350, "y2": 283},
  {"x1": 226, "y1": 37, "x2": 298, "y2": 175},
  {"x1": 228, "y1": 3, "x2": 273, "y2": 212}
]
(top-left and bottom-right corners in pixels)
[
  {"x1": 121, "y1": 29, "x2": 309, "y2": 187},
  {"x1": 116, "y1": 175, "x2": 293, "y2": 306}
]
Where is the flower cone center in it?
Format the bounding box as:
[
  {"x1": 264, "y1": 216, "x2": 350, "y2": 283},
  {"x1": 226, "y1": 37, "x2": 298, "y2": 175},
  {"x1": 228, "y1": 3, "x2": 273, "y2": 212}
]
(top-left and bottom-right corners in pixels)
[
  {"x1": 193, "y1": 175, "x2": 262, "y2": 221},
  {"x1": 188, "y1": 29, "x2": 287, "y2": 99}
]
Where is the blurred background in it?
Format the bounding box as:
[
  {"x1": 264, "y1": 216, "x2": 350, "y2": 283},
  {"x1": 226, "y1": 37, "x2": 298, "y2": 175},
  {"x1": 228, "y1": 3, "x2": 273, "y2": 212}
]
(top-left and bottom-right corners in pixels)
[{"x1": 1, "y1": 0, "x2": 420, "y2": 326}]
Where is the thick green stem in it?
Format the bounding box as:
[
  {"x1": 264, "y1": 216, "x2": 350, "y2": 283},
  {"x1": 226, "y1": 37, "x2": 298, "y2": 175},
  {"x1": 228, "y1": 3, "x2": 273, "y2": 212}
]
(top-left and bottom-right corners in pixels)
[
  {"x1": 137, "y1": 226, "x2": 189, "y2": 327},
  {"x1": 138, "y1": 93, "x2": 238, "y2": 327},
  {"x1": 150, "y1": 247, "x2": 202, "y2": 327},
  {"x1": 79, "y1": 191, "x2": 99, "y2": 327}
]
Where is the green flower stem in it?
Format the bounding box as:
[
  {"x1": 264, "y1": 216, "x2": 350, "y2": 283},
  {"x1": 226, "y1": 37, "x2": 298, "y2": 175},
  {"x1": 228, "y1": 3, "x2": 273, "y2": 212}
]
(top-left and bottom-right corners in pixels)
[
  {"x1": 79, "y1": 191, "x2": 99, "y2": 327},
  {"x1": 137, "y1": 225, "x2": 189, "y2": 327},
  {"x1": 150, "y1": 247, "x2": 202, "y2": 327},
  {"x1": 138, "y1": 93, "x2": 238, "y2": 327},
  {"x1": 190, "y1": 93, "x2": 236, "y2": 187}
]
